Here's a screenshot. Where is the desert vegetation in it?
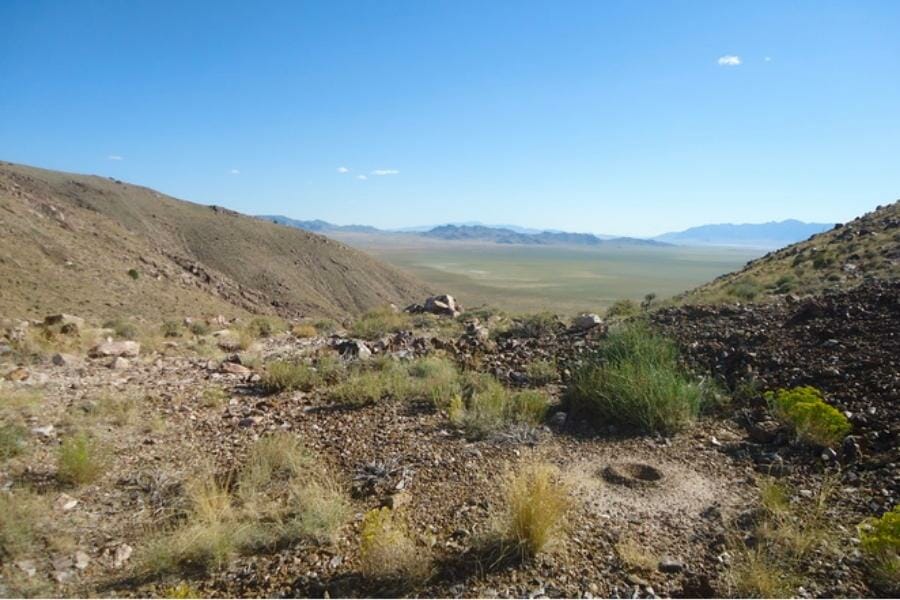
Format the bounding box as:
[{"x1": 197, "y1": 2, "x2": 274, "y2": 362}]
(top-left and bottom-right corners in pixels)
[
  {"x1": 765, "y1": 386, "x2": 851, "y2": 447},
  {"x1": 565, "y1": 322, "x2": 706, "y2": 433}
]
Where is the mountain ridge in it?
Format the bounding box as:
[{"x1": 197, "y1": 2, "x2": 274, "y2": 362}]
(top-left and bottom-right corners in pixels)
[
  {"x1": 655, "y1": 219, "x2": 833, "y2": 248},
  {"x1": 0, "y1": 162, "x2": 430, "y2": 321}
]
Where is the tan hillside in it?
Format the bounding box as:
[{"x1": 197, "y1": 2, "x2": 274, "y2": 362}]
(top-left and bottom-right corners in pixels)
[
  {"x1": 677, "y1": 200, "x2": 900, "y2": 304},
  {"x1": 0, "y1": 161, "x2": 430, "y2": 321}
]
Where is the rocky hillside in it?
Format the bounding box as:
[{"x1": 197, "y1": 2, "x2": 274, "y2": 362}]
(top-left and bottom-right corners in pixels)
[
  {"x1": 677, "y1": 201, "x2": 899, "y2": 304},
  {"x1": 0, "y1": 162, "x2": 430, "y2": 321}
]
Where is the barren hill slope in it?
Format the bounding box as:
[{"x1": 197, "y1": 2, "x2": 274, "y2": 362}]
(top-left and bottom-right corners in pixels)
[
  {"x1": 677, "y1": 200, "x2": 899, "y2": 304},
  {"x1": 0, "y1": 162, "x2": 430, "y2": 321}
]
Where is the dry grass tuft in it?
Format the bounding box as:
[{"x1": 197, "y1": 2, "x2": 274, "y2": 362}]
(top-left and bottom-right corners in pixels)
[
  {"x1": 57, "y1": 431, "x2": 107, "y2": 485},
  {"x1": 0, "y1": 490, "x2": 46, "y2": 559},
  {"x1": 499, "y1": 461, "x2": 572, "y2": 558},
  {"x1": 291, "y1": 323, "x2": 318, "y2": 338},
  {"x1": 359, "y1": 507, "x2": 431, "y2": 586},
  {"x1": 139, "y1": 433, "x2": 350, "y2": 577},
  {"x1": 350, "y1": 306, "x2": 411, "y2": 340}
]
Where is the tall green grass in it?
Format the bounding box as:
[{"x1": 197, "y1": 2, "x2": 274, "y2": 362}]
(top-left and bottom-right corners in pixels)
[{"x1": 565, "y1": 322, "x2": 703, "y2": 434}]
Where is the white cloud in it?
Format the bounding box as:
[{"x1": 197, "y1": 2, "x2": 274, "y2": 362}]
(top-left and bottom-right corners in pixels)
[
  {"x1": 356, "y1": 174, "x2": 368, "y2": 180},
  {"x1": 229, "y1": 169, "x2": 240, "y2": 175},
  {"x1": 107, "y1": 155, "x2": 123, "y2": 161},
  {"x1": 336, "y1": 166, "x2": 350, "y2": 173},
  {"x1": 717, "y1": 55, "x2": 742, "y2": 66},
  {"x1": 371, "y1": 169, "x2": 399, "y2": 176}
]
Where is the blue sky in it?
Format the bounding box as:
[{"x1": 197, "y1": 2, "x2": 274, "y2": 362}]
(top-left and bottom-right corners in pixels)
[{"x1": 1, "y1": 1, "x2": 898, "y2": 236}]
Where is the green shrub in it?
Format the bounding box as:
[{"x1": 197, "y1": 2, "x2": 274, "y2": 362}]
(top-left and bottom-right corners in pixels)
[
  {"x1": 728, "y1": 278, "x2": 762, "y2": 301},
  {"x1": 127, "y1": 268, "x2": 140, "y2": 280},
  {"x1": 161, "y1": 320, "x2": 182, "y2": 338},
  {"x1": 328, "y1": 363, "x2": 409, "y2": 406},
  {"x1": 765, "y1": 386, "x2": 850, "y2": 447},
  {"x1": 513, "y1": 312, "x2": 558, "y2": 338},
  {"x1": 859, "y1": 506, "x2": 899, "y2": 591},
  {"x1": 0, "y1": 490, "x2": 45, "y2": 559},
  {"x1": 103, "y1": 318, "x2": 138, "y2": 340},
  {"x1": 57, "y1": 432, "x2": 106, "y2": 485},
  {"x1": 350, "y1": 307, "x2": 410, "y2": 340},
  {"x1": 260, "y1": 361, "x2": 320, "y2": 394},
  {"x1": 606, "y1": 299, "x2": 639, "y2": 318},
  {"x1": 313, "y1": 319, "x2": 338, "y2": 335},
  {"x1": 450, "y1": 373, "x2": 549, "y2": 439},
  {"x1": 314, "y1": 354, "x2": 345, "y2": 385},
  {"x1": 565, "y1": 322, "x2": 703, "y2": 434},
  {"x1": 407, "y1": 356, "x2": 461, "y2": 407},
  {"x1": 245, "y1": 316, "x2": 284, "y2": 339},
  {"x1": 190, "y1": 321, "x2": 211, "y2": 336},
  {"x1": 0, "y1": 423, "x2": 28, "y2": 460},
  {"x1": 525, "y1": 359, "x2": 557, "y2": 385}
]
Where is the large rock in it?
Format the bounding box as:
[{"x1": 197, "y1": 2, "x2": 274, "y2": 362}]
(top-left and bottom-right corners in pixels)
[
  {"x1": 423, "y1": 294, "x2": 462, "y2": 317},
  {"x1": 337, "y1": 339, "x2": 372, "y2": 359},
  {"x1": 43, "y1": 314, "x2": 85, "y2": 330},
  {"x1": 572, "y1": 313, "x2": 603, "y2": 331},
  {"x1": 89, "y1": 341, "x2": 140, "y2": 358}
]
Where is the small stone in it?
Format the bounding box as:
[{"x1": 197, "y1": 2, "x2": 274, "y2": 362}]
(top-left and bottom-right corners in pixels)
[
  {"x1": 658, "y1": 557, "x2": 685, "y2": 573},
  {"x1": 108, "y1": 357, "x2": 130, "y2": 370},
  {"x1": 74, "y1": 550, "x2": 90, "y2": 570},
  {"x1": 32, "y1": 424, "x2": 55, "y2": 438},
  {"x1": 221, "y1": 361, "x2": 251, "y2": 375},
  {"x1": 4, "y1": 367, "x2": 29, "y2": 381},
  {"x1": 52, "y1": 353, "x2": 77, "y2": 366},
  {"x1": 113, "y1": 544, "x2": 133, "y2": 568},
  {"x1": 15, "y1": 560, "x2": 36, "y2": 577},
  {"x1": 238, "y1": 416, "x2": 262, "y2": 428},
  {"x1": 549, "y1": 412, "x2": 567, "y2": 427},
  {"x1": 55, "y1": 493, "x2": 79, "y2": 512}
]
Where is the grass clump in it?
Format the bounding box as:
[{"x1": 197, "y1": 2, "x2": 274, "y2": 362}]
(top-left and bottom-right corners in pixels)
[
  {"x1": 359, "y1": 507, "x2": 431, "y2": 586},
  {"x1": 512, "y1": 312, "x2": 559, "y2": 338},
  {"x1": 260, "y1": 361, "x2": 320, "y2": 394},
  {"x1": 565, "y1": 322, "x2": 704, "y2": 434},
  {"x1": 525, "y1": 359, "x2": 557, "y2": 385},
  {"x1": 57, "y1": 432, "x2": 106, "y2": 485},
  {"x1": 498, "y1": 462, "x2": 571, "y2": 558},
  {"x1": 140, "y1": 433, "x2": 350, "y2": 577},
  {"x1": 765, "y1": 386, "x2": 850, "y2": 448},
  {"x1": 329, "y1": 362, "x2": 409, "y2": 406},
  {"x1": 189, "y1": 321, "x2": 211, "y2": 336},
  {"x1": 161, "y1": 320, "x2": 183, "y2": 338},
  {"x1": 0, "y1": 423, "x2": 28, "y2": 460},
  {"x1": 244, "y1": 316, "x2": 285, "y2": 339},
  {"x1": 407, "y1": 355, "x2": 461, "y2": 407},
  {"x1": 291, "y1": 323, "x2": 318, "y2": 338},
  {"x1": 725, "y1": 477, "x2": 836, "y2": 598},
  {"x1": 103, "y1": 317, "x2": 138, "y2": 339},
  {"x1": 449, "y1": 374, "x2": 549, "y2": 440},
  {"x1": 0, "y1": 490, "x2": 46, "y2": 559},
  {"x1": 728, "y1": 278, "x2": 762, "y2": 301},
  {"x1": 350, "y1": 306, "x2": 410, "y2": 340},
  {"x1": 859, "y1": 505, "x2": 899, "y2": 592},
  {"x1": 606, "y1": 299, "x2": 639, "y2": 319},
  {"x1": 200, "y1": 387, "x2": 228, "y2": 408}
]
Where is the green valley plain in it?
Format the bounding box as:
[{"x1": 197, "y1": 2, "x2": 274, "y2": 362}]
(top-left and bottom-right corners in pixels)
[{"x1": 327, "y1": 232, "x2": 762, "y2": 313}]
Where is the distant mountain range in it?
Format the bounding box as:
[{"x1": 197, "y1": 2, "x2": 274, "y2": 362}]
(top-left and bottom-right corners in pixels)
[
  {"x1": 260, "y1": 217, "x2": 668, "y2": 247},
  {"x1": 654, "y1": 219, "x2": 834, "y2": 248},
  {"x1": 421, "y1": 225, "x2": 667, "y2": 247},
  {"x1": 261, "y1": 215, "x2": 835, "y2": 250},
  {"x1": 260, "y1": 215, "x2": 381, "y2": 234}
]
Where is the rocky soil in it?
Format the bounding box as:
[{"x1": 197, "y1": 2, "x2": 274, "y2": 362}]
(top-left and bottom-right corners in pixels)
[{"x1": 1, "y1": 285, "x2": 896, "y2": 598}]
